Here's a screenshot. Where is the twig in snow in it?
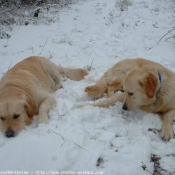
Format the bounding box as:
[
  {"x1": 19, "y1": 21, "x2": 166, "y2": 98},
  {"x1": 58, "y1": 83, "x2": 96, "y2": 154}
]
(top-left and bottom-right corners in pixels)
[
  {"x1": 60, "y1": 142, "x2": 65, "y2": 148},
  {"x1": 52, "y1": 109, "x2": 64, "y2": 120},
  {"x1": 156, "y1": 28, "x2": 175, "y2": 45},
  {"x1": 165, "y1": 36, "x2": 175, "y2": 42},
  {"x1": 90, "y1": 58, "x2": 94, "y2": 70},
  {"x1": 87, "y1": 58, "x2": 94, "y2": 71},
  {"x1": 141, "y1": 162, "x2": 153, "y2": 175},
  {"x1": 66, "y1": 91, "x2": 79, "y2": 100},
  {"x1": 39, "y1": 38, "x2": 48, "y2": 55},
  {"x1": 149, "y1": 28, "x2": 175, "y2": 50},
  {"x1": 48, "y1": 128, "x2": 90, "y2": 153},
  {"x1": 8, "y1": 60, "x2": 12, "y2": 70}
]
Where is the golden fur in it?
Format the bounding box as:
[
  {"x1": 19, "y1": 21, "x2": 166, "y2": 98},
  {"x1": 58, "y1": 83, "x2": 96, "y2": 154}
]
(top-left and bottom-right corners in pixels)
[
  {"x1": 0, "y1": 56, "x2": 88, "y2": 137},
  {"x1": 84, "y1": 58, "x2": 175, "y2": 140},
  {"x1": 85, "y1": 58, "x2": 172, "y2": 98}
]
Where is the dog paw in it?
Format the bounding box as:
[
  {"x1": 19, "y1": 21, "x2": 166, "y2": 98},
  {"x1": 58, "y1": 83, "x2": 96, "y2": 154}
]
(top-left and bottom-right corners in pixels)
[
  {"x1": 77, "y1": 105, "x2": 84, "y2": 108},
  {"x1": 84, "y1": 86, "x2": 92, "y2": 91},
  {"x1": 37, "y1": 115, "x2": 49, "y2": 125},
  {"x1": 161, "y1": 125, "x2": 174, "y2": 140},
  {"x1": 84, "y1": 86, "x2": 102, "y2": 98},
  {"x1": 107, "y1": 91, "x2": 114, "y2": 97}
]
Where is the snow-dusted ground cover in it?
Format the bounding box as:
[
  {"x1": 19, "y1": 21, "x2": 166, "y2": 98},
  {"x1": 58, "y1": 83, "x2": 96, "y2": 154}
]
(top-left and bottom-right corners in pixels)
[{"x1": 0, "y1": 0, "x2": 175, "y2": 174}]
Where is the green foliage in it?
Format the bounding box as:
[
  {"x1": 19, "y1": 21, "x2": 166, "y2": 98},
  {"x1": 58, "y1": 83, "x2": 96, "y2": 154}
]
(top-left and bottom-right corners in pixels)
[{"x1": 141, "y1": 162, "x2": 153, "y2": 175}]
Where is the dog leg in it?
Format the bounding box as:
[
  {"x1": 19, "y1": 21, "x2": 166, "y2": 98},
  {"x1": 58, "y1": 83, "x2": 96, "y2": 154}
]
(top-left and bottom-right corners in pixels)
[
  {"x1": 92, "y1": 93, "x2": 125, "y2": 107},
  {"x1": 79, "y1": 93, "x2": 125, "y2": 108},
  {"x1": 107, "y1": 78, "x2": 124, "y2": 97},
  {"x1": 37, "y1": 95, "x2": 56, "y2": 124},
  {"x1": 84, "y1": 72, "x2": 108, "y2": 99},
  {"x1": 161, "y1": 110, "x2": 174, "y2": 140}
]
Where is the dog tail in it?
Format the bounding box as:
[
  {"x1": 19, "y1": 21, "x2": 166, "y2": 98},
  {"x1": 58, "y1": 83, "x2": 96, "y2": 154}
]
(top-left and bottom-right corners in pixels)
[{"x1": 58, "y1": 65, "x2": 88, "y2": 81}]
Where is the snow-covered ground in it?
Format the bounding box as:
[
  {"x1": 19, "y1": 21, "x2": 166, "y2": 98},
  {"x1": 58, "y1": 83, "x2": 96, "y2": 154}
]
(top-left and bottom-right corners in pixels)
[{"x1": 0, "y1": 0, "x2": 175, "y2": 174}]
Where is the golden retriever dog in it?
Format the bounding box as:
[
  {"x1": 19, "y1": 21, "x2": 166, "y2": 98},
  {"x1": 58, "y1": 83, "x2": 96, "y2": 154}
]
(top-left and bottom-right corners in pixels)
[
  {"x1": 83, "y1": 58, "x2": 175, "y2": 140},
  {"x1": 0, "y1": 56, "x2": 88, "y2": 137},
  {"x1": 85, "y1": 58, "x2": 171, "y2": 98}
]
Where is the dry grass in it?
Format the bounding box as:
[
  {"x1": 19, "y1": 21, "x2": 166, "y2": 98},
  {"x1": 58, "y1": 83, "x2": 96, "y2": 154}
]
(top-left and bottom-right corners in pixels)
[{"x1": 115, "y1": 0, "x2": 133, "y2": 11}]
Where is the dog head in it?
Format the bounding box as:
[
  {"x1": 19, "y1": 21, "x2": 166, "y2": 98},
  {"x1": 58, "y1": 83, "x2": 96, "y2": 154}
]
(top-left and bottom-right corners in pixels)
[
  {"x1": 122, "y1": 68, "x2": 161, "y2": 110},
  {"x1": 0, "y1": 95, "x2": 36, "y2": 137}
]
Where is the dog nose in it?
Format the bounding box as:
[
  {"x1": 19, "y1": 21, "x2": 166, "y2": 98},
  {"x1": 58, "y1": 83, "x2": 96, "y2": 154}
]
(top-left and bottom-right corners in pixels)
[
  {"x1": 5, "y1": 129, "x2": 15, "y2": 138},
  {"x1": 122, "y1": 104, "x2": 128, "y2": 110}
]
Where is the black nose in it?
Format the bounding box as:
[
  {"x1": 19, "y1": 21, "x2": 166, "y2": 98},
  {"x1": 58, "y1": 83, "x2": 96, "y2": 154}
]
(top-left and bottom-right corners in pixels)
[
  {"x1": 122, "y1": 104, "x2": 128, "y2": 110},
  {"x1": 5, "y1": 129, "x2": 15, "y2": 138}
]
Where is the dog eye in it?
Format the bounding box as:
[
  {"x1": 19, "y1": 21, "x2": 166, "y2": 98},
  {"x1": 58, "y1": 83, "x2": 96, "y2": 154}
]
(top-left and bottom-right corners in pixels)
[
  {"x1": 0, "y1": 117, "x2": 5, "y2": 121},
  {"x1": 13, "y1": 114, "x2": 20, "y2": 119},
  {"x1": 128, "y1": 92, "x2": 134, "y2": 96}
]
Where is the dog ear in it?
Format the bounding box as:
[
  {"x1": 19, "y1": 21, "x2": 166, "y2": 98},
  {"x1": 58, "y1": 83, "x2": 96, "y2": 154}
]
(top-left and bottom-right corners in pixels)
[
  {"x1": 24, "y1": 101, "x2": 37, "y2": 118},
  {"x1": 139, "y1": 73, "x2": 157, "y2": 98}
]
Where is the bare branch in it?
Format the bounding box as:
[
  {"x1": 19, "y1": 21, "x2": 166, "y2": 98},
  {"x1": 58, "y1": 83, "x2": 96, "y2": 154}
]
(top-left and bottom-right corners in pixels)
[
  {"x1": 48, "y1": 129, "x2": 90, "y2": 153},
  {"x1": 148, "y1": 28, "x2": 175, "y2": 50},
  {"x1": 156, "y1": 28, "x2": 175, "y2": 45},
  {"x1": 39, "y1": 38, "x2": 48, "y2": 55},
  {"x1": 8, "y1": 60, "x2": 12, "y2": 70}
]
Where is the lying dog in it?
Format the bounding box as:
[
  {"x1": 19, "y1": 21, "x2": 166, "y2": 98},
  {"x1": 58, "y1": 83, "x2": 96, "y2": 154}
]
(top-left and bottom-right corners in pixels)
[
  {"x1": 85, "y1": 58, "x2": 172, "y2": 98},
  {"x1": 0, "y1": 56, "x2": 88, "y2": 137},
  {"x1": 84, "y1": 58, "x2": 175, "y2": 140}
]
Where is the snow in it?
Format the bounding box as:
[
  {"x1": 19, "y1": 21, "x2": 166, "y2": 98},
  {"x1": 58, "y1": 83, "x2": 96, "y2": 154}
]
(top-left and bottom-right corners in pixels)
[{"x1": 0, "y1": 0, "x2": 175, "y2": 174}]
